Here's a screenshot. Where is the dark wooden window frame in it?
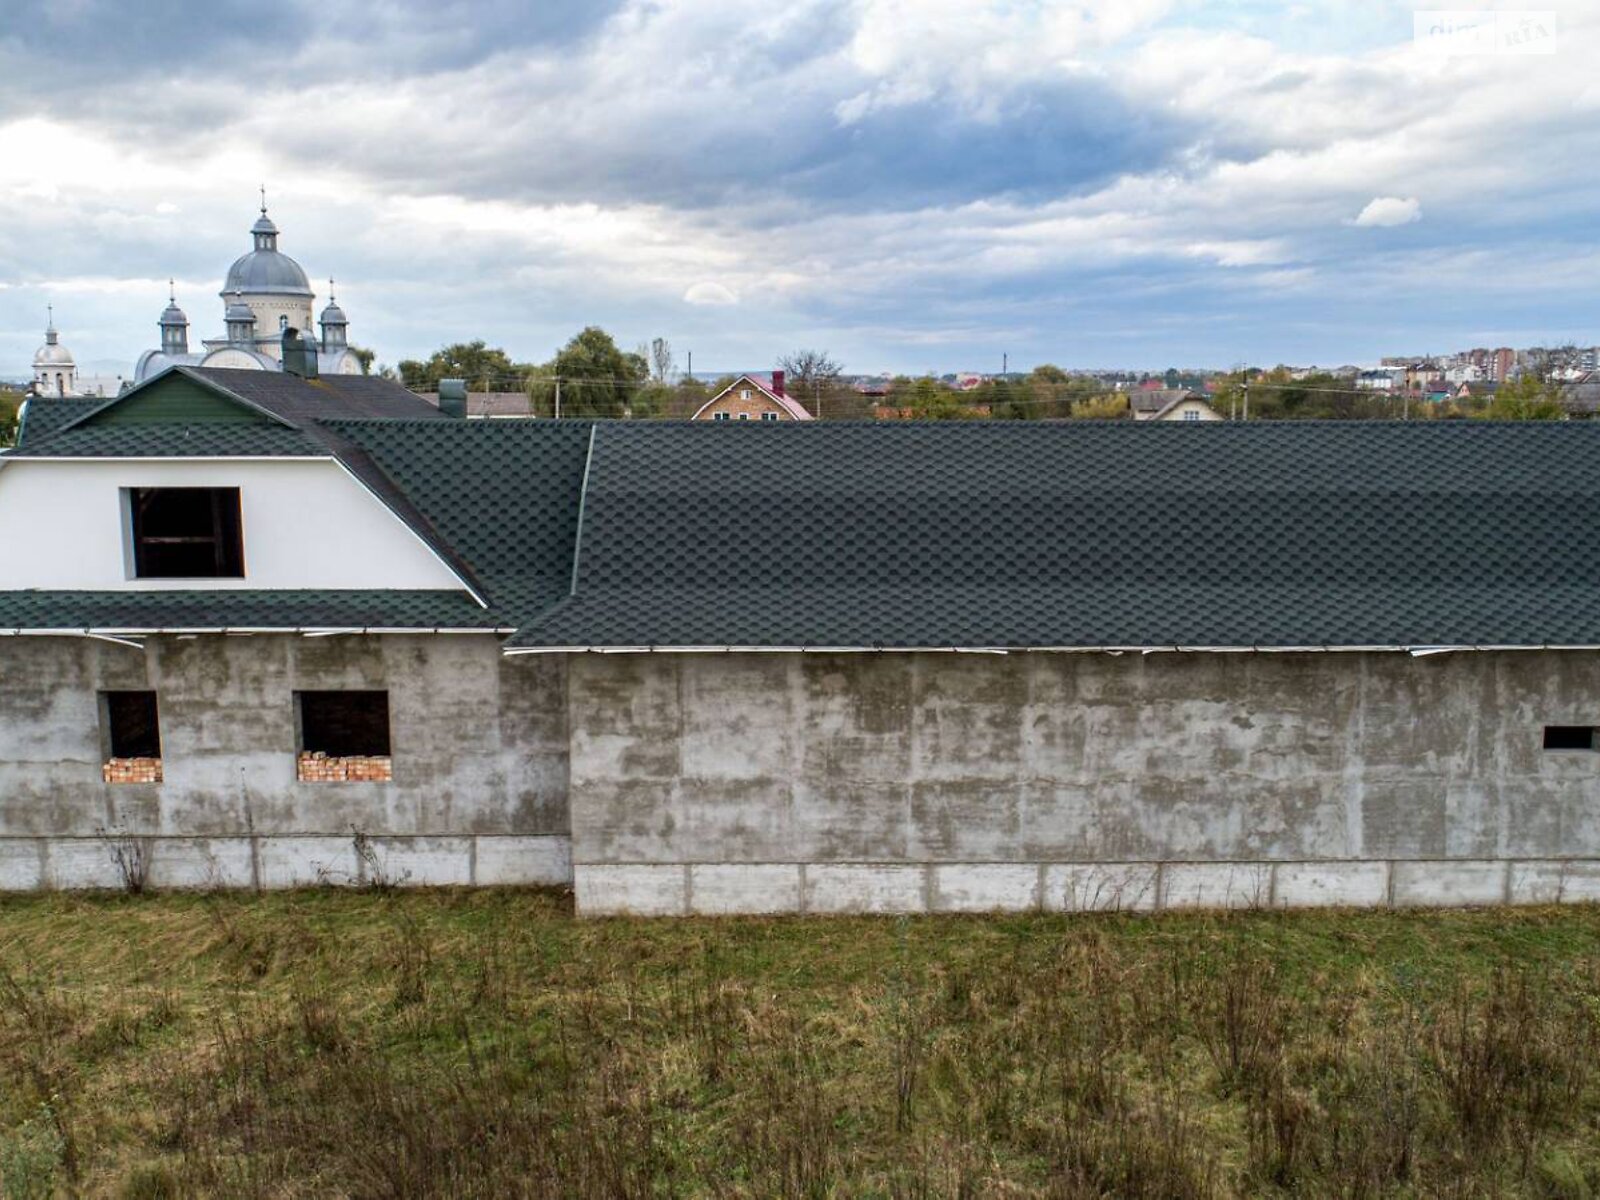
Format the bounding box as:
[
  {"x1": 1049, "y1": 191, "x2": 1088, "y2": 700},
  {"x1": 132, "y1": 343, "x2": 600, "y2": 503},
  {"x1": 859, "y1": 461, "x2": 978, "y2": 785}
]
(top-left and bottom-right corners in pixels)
[{"x1": 129, "y1": 487, "x2": 244, "y2": 579}]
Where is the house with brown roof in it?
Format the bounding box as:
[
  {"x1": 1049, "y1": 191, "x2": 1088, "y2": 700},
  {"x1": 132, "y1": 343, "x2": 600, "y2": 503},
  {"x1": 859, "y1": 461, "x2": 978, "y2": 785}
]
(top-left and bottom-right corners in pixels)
[{"x1": 692, "y1": 371, "x2": 815, "y2": 421}]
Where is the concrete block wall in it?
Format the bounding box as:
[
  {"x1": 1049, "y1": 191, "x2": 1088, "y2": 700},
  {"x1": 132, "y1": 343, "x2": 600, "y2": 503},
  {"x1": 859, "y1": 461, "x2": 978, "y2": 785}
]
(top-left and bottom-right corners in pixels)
[
  {"x1": 8, "y1": 638, "x2": 1600, "y2": 912},
  {"x1": 567, "y1": 650, "x2": 1600, "y2": 915},
  {"x1": 0, "y1": 634, "x2": 571, "y2": 890},
  {"x1": 571, "y1": 858, "x2": 1600, "y2": 916}
]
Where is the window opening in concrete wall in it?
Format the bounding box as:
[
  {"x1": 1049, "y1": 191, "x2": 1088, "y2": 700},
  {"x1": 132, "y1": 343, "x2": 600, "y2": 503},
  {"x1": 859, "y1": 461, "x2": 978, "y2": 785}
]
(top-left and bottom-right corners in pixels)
[
  {"x1": 102, "y1": 690, "x2": 162, "y2": 783},
  {"x1": 129, "y1": 487, "x2": 244, "y2": 578},
  {"x1": 1544, "y1": 726, "x2": 1597, "y2": 751},
  {"x1": 296, "y1": 690, "x2": 392, "y2": 782}
]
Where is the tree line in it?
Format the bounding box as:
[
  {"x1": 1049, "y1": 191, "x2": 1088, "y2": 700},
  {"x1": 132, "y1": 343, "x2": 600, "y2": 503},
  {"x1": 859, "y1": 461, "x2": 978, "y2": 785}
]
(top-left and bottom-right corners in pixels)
[{"x1": 394, "y1": 331, "x2": 1577, "y2": 421}]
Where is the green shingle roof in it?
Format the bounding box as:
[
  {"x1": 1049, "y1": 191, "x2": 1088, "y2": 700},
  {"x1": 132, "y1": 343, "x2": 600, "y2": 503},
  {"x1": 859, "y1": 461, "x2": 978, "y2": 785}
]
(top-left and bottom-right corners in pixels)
[
  {"x1": 8, "y1": 422, "x2": 328, "y2": 458},
  {"x1": 13, "y1": 380, "x2": 1600, "y2": 649},
  {"x1": 14, "y1": 397, "x2": 110, "y2": 446},
  {"x1": 507, "y1": 420, "x2": 1600, "y2": 649},
  {"x1": 0, "y1": 591, "x2": 503, "y2": 632},
  {"x1": 325, "y1": 418, "x2": 594, "y2": 617}
]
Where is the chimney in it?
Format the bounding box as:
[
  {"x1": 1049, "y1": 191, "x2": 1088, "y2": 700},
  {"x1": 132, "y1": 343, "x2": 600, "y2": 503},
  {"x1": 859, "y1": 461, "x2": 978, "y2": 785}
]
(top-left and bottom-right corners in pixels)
[
  {"x1": 438, "y1": 378, "x2": 467, "y2": 419},
  {"x1": 771, "y1": 369, "x2": 785, "y2": 397},
  {"x1": 281, "y1": 327, "x2": 319, "y2": 379}
]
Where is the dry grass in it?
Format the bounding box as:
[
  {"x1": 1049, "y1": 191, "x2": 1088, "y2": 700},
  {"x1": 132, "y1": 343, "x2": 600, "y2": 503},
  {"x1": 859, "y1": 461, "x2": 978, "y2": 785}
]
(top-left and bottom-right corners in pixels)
[{"x1": 3, "y1": 889, "x2": 1600, "y2": 1196}]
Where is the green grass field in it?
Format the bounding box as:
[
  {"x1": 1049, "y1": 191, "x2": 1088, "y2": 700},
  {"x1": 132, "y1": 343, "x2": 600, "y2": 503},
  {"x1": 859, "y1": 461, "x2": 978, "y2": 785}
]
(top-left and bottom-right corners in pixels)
[{"x1": 4, "y1": 889, "x2": 1600, "y2": 1197}]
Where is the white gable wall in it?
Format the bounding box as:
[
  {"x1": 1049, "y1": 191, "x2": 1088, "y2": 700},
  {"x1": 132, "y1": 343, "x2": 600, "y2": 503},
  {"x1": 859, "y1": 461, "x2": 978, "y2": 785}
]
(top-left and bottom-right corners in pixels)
[{"x1": 0, "y1": 458, "x2": 466, "y2": 592}]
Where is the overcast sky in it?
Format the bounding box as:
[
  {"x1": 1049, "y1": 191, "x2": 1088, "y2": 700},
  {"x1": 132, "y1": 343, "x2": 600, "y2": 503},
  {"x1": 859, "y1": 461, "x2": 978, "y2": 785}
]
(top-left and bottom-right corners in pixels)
[{"x1": 1, "y1": 0, "x2": 1596, "y2": 378}]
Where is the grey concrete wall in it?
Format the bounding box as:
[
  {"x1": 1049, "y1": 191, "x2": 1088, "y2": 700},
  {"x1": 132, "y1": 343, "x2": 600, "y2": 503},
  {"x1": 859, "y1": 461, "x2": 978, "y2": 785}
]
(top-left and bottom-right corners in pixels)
[
  {"x1": 0, "y1": 634, "x2": 570, "y2": 889},
  {"x1": 568, "y1": 651, "x2": 1600, "y2": 914}
]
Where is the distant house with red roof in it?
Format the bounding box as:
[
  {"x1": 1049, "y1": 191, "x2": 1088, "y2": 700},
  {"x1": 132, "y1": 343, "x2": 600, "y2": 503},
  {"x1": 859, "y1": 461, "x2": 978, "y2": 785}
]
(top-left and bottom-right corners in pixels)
[{"x1": 692, "y1": 372, "x2": 815, "y2": 422}]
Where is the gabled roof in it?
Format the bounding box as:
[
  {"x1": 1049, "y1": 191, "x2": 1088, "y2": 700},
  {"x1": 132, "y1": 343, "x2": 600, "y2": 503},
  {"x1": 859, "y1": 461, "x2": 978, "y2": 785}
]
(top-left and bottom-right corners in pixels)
[
  {"x1": 11, "y1": 415, "x2": 1600, "y2": 651},
  {"x1": 29, "y1": 365, "x2": 443, "y2": 441},
  {"x1": 693, "y1": 373, "x2": 815, "y2": 420},
  {"x1": 1, "y1": 366, "x2": 488, "y2": 611},
  {"x1": 182, "y1": 368, "x2": 444, "y2": 423},
  {"x1": 1130, "y1": 387, "x2": 1195, "y2": 414},
  {"x1": 1148, "y1": 394, "x2": 1217, "y2": 421}
]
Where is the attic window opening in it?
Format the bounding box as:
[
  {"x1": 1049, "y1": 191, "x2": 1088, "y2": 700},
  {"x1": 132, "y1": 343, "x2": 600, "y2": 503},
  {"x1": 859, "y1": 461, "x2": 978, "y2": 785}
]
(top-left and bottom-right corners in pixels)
[
  {"x1": 129, "y1": 487, "x2": 244, "y2": 578},
  {"x1": 297, "y1": 691, "x2": 392, "y2": 783},
  {"x1": 102, "y1": 691, "x2": 162, "y2": 784},
  {"x1": 1544, "y1": 726, "x2": 1598, "y2": 751}
]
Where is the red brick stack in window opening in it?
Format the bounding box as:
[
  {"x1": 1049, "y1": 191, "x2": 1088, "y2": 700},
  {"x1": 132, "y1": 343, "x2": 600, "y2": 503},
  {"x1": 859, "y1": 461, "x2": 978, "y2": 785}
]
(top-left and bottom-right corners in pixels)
[
  {"x1": 297, "y1": 751, "x2": 393, "y2": 783},
  {"x1": 103, "y1": 758, "x2": 163, "y2": 784}
]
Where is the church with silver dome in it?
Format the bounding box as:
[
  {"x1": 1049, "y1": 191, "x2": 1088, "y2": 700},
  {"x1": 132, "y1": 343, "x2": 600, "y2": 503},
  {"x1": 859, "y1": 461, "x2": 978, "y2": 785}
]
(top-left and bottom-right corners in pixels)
[{"x1": 133, "y1": 195, "x2": 361, "y2": 383}]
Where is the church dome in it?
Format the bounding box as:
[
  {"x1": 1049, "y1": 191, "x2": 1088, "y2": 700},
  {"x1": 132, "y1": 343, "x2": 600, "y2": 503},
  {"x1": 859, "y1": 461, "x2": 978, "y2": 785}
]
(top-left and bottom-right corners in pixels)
[
  {"x1": 222, "y1": 248, "x2": 312, "y2": 296},
  {"x1": 160, "y1": 284, "x2": 188, "y2": 327},
  {"x1": 221, "y1": 200, "x2": 312, "y2": 297},
  {"x1": 319, "y1": 294, "x2": 348, "y2": 327},
  {"x1": 224, "y1": 292, "x2": 255, "y2": 322},
  {"x1": 33, "y1": 342, "x2": 74, "y2": 366},
  {"x1": 33, "y1": 312, "x2": 74, "y2": 367}
]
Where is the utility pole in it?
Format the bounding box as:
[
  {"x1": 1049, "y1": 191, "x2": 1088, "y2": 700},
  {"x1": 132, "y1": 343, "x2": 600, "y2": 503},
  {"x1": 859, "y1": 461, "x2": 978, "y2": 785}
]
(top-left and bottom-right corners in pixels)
[
  {"x1": 554, "y1": 377, "x2": 561, "y2": 421},
  {"x1": 687, "y1": 350, "x2": 692, "y2": 380},
  {"x1": 1242, "y1": 376, "x2": 1250, "y2": 421},
  {"x1": 1002, "y1": 352, "x2": 1008, "y2": 377}
]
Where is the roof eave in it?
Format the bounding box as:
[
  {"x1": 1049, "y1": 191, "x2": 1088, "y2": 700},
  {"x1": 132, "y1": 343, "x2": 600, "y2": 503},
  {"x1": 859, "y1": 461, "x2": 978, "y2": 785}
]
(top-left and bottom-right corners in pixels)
[{"x1": 501, "y1": 642, "x2": 1600, "y2": 656}]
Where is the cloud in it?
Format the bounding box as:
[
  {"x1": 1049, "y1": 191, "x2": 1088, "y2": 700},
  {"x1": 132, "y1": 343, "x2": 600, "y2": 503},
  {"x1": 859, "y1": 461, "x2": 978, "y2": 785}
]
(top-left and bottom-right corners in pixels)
[
  {"x1": 1353, "y1": 196, "x2": 1422, "y2": 228},
  {"x1": 683, "y1": 282, "x2": 740, "y2": 306},
  {"x1": 2, "y1": 1, "x2": 1599, "y2": 377}
]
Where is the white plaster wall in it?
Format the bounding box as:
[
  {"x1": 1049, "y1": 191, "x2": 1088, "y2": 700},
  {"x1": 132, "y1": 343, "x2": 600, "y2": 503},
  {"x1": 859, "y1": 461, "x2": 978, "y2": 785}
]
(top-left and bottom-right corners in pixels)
[{"x1": 0, "y1": 458, "x2": 464, "y2": 592}]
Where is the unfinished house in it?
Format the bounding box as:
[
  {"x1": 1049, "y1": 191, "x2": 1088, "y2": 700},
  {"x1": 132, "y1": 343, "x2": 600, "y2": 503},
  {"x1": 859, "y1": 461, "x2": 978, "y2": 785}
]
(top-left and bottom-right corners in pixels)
[{"x1": 3, "y1": 367, "x2": 1600, "y2": 913}]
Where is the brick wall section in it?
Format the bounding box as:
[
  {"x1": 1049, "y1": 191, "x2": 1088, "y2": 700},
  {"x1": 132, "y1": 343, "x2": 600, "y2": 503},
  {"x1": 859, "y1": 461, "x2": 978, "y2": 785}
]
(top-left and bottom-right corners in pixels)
[
  {"x1": 297, "y1": 752, "x2": 393, "y2": 783},
  {"x1": 695, "y1": 391, "x2": 802, "y2": 420},
  {"x1": 103, "y1": 757, "x2": 162, "y2": 784}
]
